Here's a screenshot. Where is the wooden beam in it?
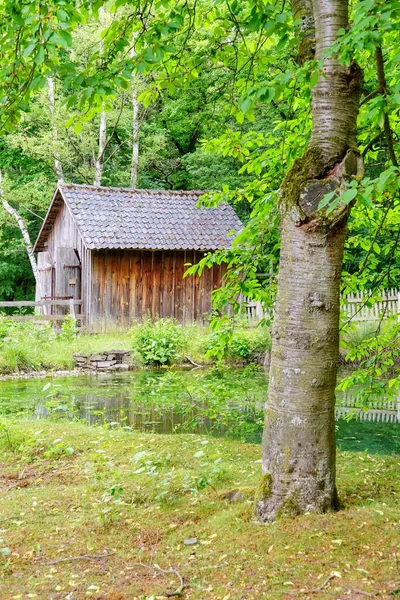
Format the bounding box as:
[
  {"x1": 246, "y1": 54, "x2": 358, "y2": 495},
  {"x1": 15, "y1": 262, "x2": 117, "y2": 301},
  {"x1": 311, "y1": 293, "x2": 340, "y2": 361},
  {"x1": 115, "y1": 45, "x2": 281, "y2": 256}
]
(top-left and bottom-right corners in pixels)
[
  {"x1": 5, "y1": 315, "x2": 86, "y2": 322},
  {"x1": 0, "y1": 300, "x2": 83, "y2": 307}
]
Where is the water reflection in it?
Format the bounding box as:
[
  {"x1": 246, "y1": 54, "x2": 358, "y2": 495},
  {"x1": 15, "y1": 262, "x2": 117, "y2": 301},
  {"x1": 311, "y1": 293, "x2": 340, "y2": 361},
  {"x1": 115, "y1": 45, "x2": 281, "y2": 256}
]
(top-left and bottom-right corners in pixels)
[{"x1": 1, "y1": 369, "x2": 399, "y2": 451}]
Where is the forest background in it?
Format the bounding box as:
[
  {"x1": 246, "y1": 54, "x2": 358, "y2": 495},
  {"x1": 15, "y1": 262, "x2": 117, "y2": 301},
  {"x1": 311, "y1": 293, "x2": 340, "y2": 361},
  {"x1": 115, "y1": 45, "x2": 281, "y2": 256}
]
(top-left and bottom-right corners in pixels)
[{"x1": 0, "y1": 0, "x2": 398, "y2": 313}]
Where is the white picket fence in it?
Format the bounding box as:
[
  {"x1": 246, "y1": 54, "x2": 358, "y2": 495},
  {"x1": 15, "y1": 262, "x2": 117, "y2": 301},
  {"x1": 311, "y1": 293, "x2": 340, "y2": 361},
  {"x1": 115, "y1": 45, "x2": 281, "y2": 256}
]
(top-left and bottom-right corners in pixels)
[
  {"x1": 243, "y1": 287, "x2": 400, "y2": 324},
  {"x1": 336, "y1": 392, "x2": 400, "y2": 423},
  {"x1": 341, "y1": 288, "x2": 400, "y2": 321}
]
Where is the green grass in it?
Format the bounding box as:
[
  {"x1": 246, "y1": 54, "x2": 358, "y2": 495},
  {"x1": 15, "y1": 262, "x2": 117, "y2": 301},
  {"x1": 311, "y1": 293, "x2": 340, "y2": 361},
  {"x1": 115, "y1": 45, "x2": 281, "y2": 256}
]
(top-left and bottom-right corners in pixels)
[
  {"x1": 0, "y1": 418, "x2": 399, "y2": 599},
  {"x1": 0, "y1": 321, "x2": 270, "y2": 374}
]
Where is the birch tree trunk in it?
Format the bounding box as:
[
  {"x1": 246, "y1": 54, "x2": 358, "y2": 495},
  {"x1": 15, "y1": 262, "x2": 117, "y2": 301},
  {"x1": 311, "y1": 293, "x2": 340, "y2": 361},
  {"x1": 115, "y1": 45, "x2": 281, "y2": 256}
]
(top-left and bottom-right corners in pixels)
[
  {"x1": 130, "y1": 34, "x2": 140, "y2": 188},
  {"x1": 130, "y1": 77, "x2": 140, "y2": 188},
  {"x1": 47, "y1": 77, "x2": 64, "y2": 183},
  {"x1": 94, "y1": 107, "x2": 107, "y2": 186},
  {"x1": 2, "y1": 199, "x2": 38, "y2": 286},
  {"x1": 94, "y1": 17, "x2": 107, "y2": 188},
  {"x1": 256, "y1": 0, "x2": 364, "y2": 521}
]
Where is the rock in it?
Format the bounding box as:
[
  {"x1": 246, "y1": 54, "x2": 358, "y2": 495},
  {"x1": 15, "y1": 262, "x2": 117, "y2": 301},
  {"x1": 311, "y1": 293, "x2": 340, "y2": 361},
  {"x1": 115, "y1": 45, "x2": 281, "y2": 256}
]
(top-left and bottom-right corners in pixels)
[
  {"x1": 122, "y1": 355, "x2": 134, "y2": 364},
  {"x1": 184, "y1": 537, "x2": 198, "y2": 546},
  {"x1": 108, "y1": 363, "x2": 132, "y2": 372},
  {"x1": 90, "y1": 354, "x2": 107, "y2": 361},
  {"x1": 73, "y1": 350, "x2": 134, "y2": 371},
  {"x1": 95, "y1": 360, "x2": 117, "y2": 369},
  {"x1": 220, "y1": 489, "x2": 247, "y2": 503}
]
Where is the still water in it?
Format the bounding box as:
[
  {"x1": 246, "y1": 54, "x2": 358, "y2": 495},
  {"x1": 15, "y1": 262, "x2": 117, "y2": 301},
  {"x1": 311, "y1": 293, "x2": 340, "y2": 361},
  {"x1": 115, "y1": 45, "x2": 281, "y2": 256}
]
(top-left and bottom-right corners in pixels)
[{"x1": 0, "y1": 367, "x2": 399, "y2": 453}]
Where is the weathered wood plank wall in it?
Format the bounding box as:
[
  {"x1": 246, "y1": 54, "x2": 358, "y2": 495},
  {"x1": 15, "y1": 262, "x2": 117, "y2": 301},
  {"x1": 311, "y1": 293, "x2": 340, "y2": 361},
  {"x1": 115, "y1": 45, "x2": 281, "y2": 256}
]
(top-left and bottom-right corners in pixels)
[
  {"x1": 35, "y1": 195, "x2": 89, "y2": 315},
  {"x1": 91, "y1": 249, "x2": 224, "y2": 325}
]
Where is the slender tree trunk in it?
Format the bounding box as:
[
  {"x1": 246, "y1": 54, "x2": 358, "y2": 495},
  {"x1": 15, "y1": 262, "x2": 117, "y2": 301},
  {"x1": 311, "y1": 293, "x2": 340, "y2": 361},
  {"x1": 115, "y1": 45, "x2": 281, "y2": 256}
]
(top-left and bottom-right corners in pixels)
[
  {"x1": 130, "y1": 35, "x2": 140, "y2": 188},
  {"x1": 256, "y1": 0, "x2": 363, "y2": 522},
  {"x1": 2, "y1": 198, "x2": 39, "y2": 285},
  {"x1": 94, "y1": 18, "x2": 107, "y2": 188},
  {"x1": 94, "y1": 107, "x2": 107, "y2": 186},
  {"x1": 47, "y1": 77, "x2": 64, "y2": 183},
  {"x1": 130, "y1": 82, "x2": 140, "y2": 188}
]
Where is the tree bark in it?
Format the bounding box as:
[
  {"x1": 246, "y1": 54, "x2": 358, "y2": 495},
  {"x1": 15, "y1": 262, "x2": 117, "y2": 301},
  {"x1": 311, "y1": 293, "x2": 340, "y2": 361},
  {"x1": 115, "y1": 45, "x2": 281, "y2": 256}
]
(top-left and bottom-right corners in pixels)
[
  {"x1": 130, "y1": 35, "x2": 140, "y2": 188},
  {"x1": 47, "y1": 77, "x2": 64, "y2": 183},
  {"x1": 257, "y1": 0, "x2": 363, "y2": 522},
  {"x1": 94, "y1": 107, "x2": 107, "y2": 187},
  {"x1": 94, "y1": 18, "x2": 107, "y2": 188},
  {"x1": 1, "y1": 197, "x2": 42, "y2": 301}
]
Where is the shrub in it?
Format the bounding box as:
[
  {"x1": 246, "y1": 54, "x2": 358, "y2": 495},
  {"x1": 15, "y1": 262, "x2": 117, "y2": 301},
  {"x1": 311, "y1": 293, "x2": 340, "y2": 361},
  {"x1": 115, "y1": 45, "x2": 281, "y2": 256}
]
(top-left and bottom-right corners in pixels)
[
  {"x1": 132, "y1": 318, "x2": 185, "y2": 366},
  {"x1": 59, "y1": 316, "x2": 77, "y2": 341},
  {"x1": 206, "y1": 320, "x2": 271, "y2": 363}
]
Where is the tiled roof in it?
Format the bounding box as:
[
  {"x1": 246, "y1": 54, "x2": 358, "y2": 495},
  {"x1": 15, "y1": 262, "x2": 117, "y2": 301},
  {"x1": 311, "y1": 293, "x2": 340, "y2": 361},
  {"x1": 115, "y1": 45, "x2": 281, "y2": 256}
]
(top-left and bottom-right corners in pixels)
[{"x1": 34, "y1": 184, "x2": 242, "y2": 252}]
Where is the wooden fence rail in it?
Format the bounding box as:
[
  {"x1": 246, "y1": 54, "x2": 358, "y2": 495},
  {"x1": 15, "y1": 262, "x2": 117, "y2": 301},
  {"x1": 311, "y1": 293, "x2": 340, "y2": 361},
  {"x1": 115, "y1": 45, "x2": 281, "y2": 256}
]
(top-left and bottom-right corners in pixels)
[{"x1": 0, "y1": 299, "x2": 84, "y2": 327}]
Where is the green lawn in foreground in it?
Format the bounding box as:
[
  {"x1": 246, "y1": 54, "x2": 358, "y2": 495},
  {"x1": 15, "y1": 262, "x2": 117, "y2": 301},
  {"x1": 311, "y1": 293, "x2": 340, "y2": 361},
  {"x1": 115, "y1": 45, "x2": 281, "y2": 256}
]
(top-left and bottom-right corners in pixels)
[{"x1": 0, "y1": 419, "x2": 399, "y2": 599}]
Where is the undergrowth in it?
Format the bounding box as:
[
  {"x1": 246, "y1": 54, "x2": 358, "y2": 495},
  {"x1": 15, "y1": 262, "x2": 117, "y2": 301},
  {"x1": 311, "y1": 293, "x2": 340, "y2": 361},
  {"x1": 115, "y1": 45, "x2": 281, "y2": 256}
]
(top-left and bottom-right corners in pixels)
[{"x1": 0, "y1": 317, "x2": 271, "y2": 374}]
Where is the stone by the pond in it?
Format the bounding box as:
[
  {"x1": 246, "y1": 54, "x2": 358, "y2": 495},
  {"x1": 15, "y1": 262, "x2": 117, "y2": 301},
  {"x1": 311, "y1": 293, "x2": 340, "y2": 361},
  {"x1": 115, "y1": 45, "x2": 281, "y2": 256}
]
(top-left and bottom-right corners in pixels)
[
  {"x1": 96, "y1": 360, "x2": 117, "y2": 369},
  {"x1": 73, "y1": 351, "x2": 134, "y2": 372},
  {"x1": 90, "y1": 354, "x2": 107, "y2": 361}
]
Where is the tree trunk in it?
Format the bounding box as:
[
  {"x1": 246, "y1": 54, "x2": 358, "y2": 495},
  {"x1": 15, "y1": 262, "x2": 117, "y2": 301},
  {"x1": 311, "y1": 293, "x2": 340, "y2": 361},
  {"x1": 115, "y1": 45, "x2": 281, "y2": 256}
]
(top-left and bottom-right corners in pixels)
[
  {"x1": 94, "y1": 107, "x2": 107, "y2": 187},
  {"x1": 130, "y1": 83, "x2": 140, "y2": 188},
  {"x1": 47, "y1": 77, "x2": 64, "y2": 183},
  {"x1": 1, "y1": 198, "x2": 43, "y2": 301},
  {"x1": 257, "y1": 0, "x2": 363, "y2": 522},
  {"x1": 94, "y1": 18, "x2": 107, "y2": 188},
  {"x1": 130, "y1": 34, "x2": 140, "y2": 188}
]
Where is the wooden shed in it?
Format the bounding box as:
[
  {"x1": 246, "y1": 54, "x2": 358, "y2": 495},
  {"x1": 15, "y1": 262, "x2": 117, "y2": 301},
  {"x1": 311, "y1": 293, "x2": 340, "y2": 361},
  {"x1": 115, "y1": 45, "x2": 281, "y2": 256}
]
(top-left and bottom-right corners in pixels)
[{"x1": 33, "y1": 184, "x2": 242, "y2": 327}]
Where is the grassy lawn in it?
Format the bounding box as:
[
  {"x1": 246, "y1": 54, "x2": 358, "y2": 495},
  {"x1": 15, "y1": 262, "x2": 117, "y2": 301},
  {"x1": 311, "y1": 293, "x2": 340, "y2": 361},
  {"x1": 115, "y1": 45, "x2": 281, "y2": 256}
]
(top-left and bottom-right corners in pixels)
[{"x1": 0, "y1": 419, "x2": 399, "y2": 599}]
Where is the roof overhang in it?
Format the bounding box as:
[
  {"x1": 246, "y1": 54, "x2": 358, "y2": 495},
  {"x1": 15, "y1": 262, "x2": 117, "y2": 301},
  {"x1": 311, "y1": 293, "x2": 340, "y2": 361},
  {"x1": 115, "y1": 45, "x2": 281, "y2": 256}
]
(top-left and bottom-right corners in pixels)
[{"x1": 33, "y1": 186, "x2": 64, "y2": 252}]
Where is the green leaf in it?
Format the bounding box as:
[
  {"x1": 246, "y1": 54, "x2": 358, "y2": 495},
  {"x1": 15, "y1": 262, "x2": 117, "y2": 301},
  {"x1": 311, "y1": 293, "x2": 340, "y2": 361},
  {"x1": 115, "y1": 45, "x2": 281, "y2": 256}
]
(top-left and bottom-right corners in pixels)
[
  {"x1": 325, "y1": 197, "x2": 340, "y2": 215},
  {"x1": 341, "y1": 188, "x2": 358, "y2": 204},
  {"x1": 318, "y1": 191, "x2": 336, "y2": 210},
  {"x1": 240, "y1": 97, "x2": 252, "y2": 114},
  {"x1": 23, "y1": 43, "x2": 36, "y2": 57},
  {"x1": 34, "y1": 46, "x2": 45, "y2": 65},
  {"x1": 310, "y1": 70, "x2": 319, "y2": 89}
]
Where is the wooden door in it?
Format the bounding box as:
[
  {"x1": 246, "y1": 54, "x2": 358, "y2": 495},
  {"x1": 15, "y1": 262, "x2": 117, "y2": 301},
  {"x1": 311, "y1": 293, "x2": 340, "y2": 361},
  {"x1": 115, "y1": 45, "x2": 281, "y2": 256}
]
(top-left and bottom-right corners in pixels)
[{"x1": 54, "y1": 247, "x2": 81, "y2": 313}]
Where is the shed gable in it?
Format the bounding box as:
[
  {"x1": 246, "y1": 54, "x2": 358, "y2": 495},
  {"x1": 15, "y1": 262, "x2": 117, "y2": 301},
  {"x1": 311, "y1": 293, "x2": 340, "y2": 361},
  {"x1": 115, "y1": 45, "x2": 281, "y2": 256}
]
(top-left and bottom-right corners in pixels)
[{"x1": 34, "y1": 184, "x2": 242, "y2": 253}]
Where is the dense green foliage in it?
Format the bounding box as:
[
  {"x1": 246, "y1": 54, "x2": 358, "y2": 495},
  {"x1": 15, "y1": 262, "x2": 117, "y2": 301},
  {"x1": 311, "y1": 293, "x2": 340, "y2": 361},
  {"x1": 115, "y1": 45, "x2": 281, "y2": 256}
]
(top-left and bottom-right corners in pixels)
[{"x1": 132, "y1": 318, "x2": 186, "y2": 365}]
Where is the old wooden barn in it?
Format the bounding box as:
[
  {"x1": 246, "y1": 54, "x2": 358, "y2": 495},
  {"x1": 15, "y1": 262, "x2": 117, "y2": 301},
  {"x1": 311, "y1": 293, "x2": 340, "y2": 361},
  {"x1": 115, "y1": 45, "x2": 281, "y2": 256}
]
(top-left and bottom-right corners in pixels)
[{"x1": 33, "y1": 184, "x2": 242, "y2": 327}]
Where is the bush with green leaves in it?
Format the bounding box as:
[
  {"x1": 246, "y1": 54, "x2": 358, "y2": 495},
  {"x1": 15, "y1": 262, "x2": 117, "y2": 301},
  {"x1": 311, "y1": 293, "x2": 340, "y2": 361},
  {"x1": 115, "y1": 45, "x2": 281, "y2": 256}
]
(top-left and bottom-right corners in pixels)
[
  {"x1": 132, "y1": 318, "x2": 185, "y2": 366},
  {"x1": 59, "y1": 315, "x2": 77, "y2": 341},
  {"x1": 206, "y1": 317, "x2": 271, "y2": 363}
]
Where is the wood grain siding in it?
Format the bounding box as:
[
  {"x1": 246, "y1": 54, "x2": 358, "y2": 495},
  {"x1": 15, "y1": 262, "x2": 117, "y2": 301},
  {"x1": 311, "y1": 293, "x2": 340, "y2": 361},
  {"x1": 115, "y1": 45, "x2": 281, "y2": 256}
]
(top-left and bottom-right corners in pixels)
[
  {"x1": 90, "y1": 249, "x2": 222, "y2": 325},
  {"x1": 36, "y1": 196, "x2": 89, "y2": 317}
]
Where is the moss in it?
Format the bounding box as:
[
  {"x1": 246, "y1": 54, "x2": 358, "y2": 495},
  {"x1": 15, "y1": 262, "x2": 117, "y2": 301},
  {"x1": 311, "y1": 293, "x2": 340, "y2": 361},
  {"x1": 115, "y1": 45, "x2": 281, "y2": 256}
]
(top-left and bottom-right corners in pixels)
[
  {"x1": 255, "y1": 472, "x2": 273, "y2": 503},
  {"x1": 277, "y1": 494, "x2": 302, "y2": 518},
  {"x1": 279, "y1": 145, "x2": 326, "y2": 218}
]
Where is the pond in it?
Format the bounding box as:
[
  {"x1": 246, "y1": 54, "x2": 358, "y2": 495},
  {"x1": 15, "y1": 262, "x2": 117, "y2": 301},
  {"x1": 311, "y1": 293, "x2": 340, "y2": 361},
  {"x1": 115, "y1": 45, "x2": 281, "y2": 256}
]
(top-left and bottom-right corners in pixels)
[{"x1": 0, "y1": 366, "x2": 399, "y2": 454}]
